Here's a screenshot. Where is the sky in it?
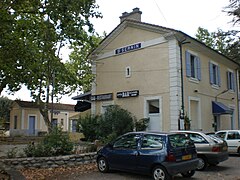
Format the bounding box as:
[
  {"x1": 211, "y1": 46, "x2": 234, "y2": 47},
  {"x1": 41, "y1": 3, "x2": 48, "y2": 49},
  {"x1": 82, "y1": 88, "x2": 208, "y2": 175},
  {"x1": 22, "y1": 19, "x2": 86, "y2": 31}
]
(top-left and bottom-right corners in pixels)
[{"x1": 2, "y1": 0, "x2": 239, "y2": 104}]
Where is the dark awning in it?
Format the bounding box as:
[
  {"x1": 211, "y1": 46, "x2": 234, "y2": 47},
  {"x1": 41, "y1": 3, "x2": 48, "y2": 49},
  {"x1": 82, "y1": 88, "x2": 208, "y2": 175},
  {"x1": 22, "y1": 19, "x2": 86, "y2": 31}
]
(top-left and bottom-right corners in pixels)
[
  {"x1": 212, "y1": 101, "x2": 233, "y2": 115},
  {"x1": 72, "y1": 92, "x2": 91, "y2": 101},
  {"x1": 74, "y1": 101, "x2": 91, "y2": 112}
]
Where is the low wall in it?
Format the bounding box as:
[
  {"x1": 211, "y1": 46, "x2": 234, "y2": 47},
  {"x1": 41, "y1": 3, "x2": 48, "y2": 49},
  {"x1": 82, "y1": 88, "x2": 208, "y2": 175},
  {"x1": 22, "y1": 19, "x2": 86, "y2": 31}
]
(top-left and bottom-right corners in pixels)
[{"x1": 0, "y1": 152, "x2": 97, "y2": 170}]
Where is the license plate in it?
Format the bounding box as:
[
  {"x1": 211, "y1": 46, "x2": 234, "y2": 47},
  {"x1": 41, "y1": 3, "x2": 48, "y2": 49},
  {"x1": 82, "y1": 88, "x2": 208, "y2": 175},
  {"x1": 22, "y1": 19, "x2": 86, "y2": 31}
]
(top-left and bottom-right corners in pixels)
[{"x1": 182, "y1": 154, "x2": 192, "y2": 160}]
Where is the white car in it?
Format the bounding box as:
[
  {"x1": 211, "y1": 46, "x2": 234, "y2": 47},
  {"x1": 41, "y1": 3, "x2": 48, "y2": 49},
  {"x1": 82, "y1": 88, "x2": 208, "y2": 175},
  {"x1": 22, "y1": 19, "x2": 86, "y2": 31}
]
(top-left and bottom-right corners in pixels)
[{"x1": 216, "y1": 130, "x2": 240, "y2": 155}]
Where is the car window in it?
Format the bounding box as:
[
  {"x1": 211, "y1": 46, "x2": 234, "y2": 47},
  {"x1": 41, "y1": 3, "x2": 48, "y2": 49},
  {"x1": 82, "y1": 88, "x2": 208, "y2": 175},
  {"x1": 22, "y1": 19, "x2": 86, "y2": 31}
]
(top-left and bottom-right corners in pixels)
[
  {"x1": 141, "y1": 134, "x2": 163, "y2": 149},
  {"x1": 113, "y1": 134, "x2": 140, "y2": 149},
  {"x1": 227, "y1": 131, "x2": 240, "y2": 140},
  {"x1": 216, "y1": 132, "x2": 226, "y2": 139},
  {"x1": 169, "y1": 134, "x2": 192, "y2": 148},
  {"x1": 188, "y1": 133, "x2": 208, "y2": 143}
]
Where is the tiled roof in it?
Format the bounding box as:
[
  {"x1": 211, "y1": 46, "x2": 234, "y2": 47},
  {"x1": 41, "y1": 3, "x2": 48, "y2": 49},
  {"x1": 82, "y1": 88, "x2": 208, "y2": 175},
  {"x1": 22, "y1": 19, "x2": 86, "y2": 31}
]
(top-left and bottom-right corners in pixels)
[{"x1": 15, "y1": 100, "x2": 75, "y2": 111}]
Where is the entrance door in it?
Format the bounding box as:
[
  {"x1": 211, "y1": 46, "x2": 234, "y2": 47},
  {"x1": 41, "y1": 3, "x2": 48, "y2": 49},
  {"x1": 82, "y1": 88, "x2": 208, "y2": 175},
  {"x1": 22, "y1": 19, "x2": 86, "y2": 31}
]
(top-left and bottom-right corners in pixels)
[
  {"x1": 146, "y1": 99, "x2": 162, "y2": 131},
  {"x1": 29, "y1": 116, "x2": 36, "y2": 136}
]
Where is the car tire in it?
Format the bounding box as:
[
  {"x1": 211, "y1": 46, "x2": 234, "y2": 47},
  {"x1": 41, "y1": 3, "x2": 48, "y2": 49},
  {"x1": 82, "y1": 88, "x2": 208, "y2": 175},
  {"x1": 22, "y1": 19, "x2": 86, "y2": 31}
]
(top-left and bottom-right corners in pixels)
[
  {"x1": 238, "y1": 147, "x2": 240, "y2": 156},
  {"x1": 97, "y1": 157, "x2": 109, "y2": 173},
  {"x1": 197, "y1": 156, "x2": 207, "y2": 171},
  {"x1": 152, "y1": 165, "x2": 171, "y2": 180},
  {"x1": 181, "y1": 170, "x2": 195, "y2": 178}
]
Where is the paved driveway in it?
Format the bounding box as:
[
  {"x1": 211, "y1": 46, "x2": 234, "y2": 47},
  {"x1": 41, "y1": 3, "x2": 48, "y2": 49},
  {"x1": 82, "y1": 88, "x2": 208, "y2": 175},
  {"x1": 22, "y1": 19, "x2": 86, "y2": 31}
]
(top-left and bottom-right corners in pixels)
[{"x1": 54, "y1": 155, "x2": 240, "y2": 180}]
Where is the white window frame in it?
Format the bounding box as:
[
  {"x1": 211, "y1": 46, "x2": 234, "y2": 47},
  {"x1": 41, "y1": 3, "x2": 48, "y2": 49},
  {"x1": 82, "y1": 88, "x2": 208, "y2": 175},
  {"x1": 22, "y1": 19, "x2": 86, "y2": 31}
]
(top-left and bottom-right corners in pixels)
[{"x1": 209, "y1": 61, "x2": 221, "y2": 88}]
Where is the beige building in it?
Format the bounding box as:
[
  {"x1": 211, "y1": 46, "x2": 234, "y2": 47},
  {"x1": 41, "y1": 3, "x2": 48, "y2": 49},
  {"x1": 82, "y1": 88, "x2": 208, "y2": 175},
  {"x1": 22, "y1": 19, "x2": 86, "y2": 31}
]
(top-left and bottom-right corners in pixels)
[
  {"x1": 10, "y1": 100, "x2": 81, "y2": 136},
  {"x1": 85, "y1": 8, "x2": 240, "y2": 132}
]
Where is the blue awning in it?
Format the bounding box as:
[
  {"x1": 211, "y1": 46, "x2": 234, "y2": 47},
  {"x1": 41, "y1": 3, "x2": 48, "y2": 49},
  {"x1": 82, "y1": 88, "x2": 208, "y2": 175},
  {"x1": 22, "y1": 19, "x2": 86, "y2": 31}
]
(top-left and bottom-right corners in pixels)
[{"x1": 212, "y1": 101, "x2": 233, "y2": 115}]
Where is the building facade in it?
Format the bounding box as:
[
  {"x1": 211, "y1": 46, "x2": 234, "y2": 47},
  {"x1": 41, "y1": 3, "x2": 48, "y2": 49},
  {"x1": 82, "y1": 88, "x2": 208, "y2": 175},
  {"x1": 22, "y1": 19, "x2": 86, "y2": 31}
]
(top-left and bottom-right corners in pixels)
[
  {"x1": 88, "y1": 8, "x2": 240, "y2": 132},
  {"x1": 10, "y1": 100, "x2": 80, "y2": 136}
]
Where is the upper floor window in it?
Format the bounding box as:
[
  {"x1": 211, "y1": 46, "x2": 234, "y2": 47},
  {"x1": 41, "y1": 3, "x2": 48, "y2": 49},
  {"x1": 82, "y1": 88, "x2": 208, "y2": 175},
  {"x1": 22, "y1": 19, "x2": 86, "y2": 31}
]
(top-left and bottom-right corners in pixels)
[
  {"x1": 185, "y1": 51, "x2": 201, "y2": 80},
  {"x1": 209, "y1": 62, "x2": 221, "y2": 86},
  {"x1": 227, "y1": 71, "x2": 235, "y2": 91}
]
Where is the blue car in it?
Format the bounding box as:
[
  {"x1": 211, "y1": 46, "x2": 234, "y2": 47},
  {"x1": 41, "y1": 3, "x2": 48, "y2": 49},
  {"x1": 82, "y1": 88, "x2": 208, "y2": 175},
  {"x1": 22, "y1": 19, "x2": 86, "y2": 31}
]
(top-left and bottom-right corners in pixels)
[{"x1": 97, "y1": 132, "x2": 199, "y2": 180}]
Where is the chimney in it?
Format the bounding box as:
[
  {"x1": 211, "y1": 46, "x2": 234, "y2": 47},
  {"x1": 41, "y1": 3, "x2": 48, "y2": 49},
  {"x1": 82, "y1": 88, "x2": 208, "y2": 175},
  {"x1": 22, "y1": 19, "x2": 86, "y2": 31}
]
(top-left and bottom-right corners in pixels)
[{"x1": 120, "y1": 7, "x2": 142, "y2": 23}]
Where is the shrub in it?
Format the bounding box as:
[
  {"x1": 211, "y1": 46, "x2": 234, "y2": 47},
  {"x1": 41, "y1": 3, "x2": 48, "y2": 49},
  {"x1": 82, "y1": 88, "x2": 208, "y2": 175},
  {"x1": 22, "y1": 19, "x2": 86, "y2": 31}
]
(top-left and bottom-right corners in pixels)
[
  {"x1": 77, "y1": 115, "x2": 99, "y2": 142},
  {"x1": 97, "y1": 105, "x2": 134, "y2": 143},
  {"x1": 24, "y1": 127, "x2": 73, "y2": 157},
  {"x1": 135, "y1": 118, "x2": 150, "y2": 131}
]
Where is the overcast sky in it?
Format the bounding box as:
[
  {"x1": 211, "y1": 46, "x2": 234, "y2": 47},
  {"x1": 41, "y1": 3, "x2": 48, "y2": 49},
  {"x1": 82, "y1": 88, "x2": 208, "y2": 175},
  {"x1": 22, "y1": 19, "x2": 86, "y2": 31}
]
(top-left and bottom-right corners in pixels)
[{"x1": 2, "y1": 0, "x2": 239, "y2": 104}]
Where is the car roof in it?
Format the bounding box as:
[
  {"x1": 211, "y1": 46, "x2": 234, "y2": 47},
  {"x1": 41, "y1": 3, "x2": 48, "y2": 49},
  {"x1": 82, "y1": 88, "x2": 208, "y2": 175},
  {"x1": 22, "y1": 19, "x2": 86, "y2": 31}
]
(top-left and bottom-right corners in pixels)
[
  {"x1": 125, "y1": 131, "x2": 177, "y2": 136},
  {"x1": 217, "y1": 130, "x2": 240, "y2": 133}
]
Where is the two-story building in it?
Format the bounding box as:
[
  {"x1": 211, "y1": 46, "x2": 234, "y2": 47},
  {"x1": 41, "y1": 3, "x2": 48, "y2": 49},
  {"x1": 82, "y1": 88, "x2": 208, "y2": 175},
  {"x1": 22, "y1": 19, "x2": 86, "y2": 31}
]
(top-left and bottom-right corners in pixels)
[{"x1": 80, "y1": 8, "x2": 240, "y2": 132}]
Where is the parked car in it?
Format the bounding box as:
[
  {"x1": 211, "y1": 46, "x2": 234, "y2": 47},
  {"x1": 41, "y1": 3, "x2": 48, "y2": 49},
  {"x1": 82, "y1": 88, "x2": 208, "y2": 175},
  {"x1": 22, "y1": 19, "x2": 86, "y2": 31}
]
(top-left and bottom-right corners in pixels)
[
  {"x1": 173, "y1": 131, "x2": 228, "y2": 170},
  {"x1": 216, "y1": 130, "x2": 240, "y2": 155},
  {"x1": 97, "y1": 132, "x2": 199, "y2": 180}
]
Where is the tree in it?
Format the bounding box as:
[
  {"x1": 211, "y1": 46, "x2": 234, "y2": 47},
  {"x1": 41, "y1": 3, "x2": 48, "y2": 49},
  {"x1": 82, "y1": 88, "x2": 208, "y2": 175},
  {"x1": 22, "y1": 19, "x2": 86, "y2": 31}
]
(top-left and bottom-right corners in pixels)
[
  {"x1": 66, "y1": 33, "x2": 105, "y2": 92},
  {"x1": 0, "y1": 0, "x2": 102, "y2": 132},
  {"x1": 0, "y1": 96, "x2": 12, "y2": 129},
  {"x1": 225, "y1": 0, "x2": 240, "y2": 24},
  {"x1": 196, "y1": 27, "x2": 240, "y2": 62}
]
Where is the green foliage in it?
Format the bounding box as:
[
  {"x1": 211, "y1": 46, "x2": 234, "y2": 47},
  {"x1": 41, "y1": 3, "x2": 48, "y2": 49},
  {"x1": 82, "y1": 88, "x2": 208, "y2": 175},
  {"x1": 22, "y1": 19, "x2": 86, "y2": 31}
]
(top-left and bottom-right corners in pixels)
[
  {"x1": 135, "y1": 118, "x2": 150, "y2": 131},
  {"x1": 6, "y1": 147, "x2": 18, "y2": 158},
  {"x1": 78, "y1": 105, "x2": 136, "y2": 143},
  {"x1": 24, "y1": 127, "x2": 73, "y2": 157},
  {"x1": 225, "y1": 0, "x2": 240, "y2": 25},
  {"x1": 196, "y1": 27, "x2": 240, "y2": 62},
  {"x1": 0, "y1": 97, "x2": 12, "y2": 128},
  {"x1": 97, "y1": 105, "x2": 134, "y2": 142},
  {"x1": 0, "y1": 0, "x2": 102, "y2": 132},
  {"x1": 77, "y1": 114, "x2": 99, "y2": 142}
]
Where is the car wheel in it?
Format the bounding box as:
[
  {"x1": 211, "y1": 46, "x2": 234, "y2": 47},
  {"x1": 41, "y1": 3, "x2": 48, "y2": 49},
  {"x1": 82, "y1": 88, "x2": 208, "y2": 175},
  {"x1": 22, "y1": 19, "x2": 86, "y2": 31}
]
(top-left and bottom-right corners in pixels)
[
  {"x1": 97, "y1": 157, "x2": 109, "y2": 173},
  {"x1": 197, "y1": 156, "x2": 207, "y2": 171},
  {"x1": 152, "y1": 165, "x2": 171, "y2": 180},
  {"x1": 238, "y1": 147, "x2": 240, "y2": 156},
  {"x1": 181, "y1": 170, "x2": 195, "y2": 178}
]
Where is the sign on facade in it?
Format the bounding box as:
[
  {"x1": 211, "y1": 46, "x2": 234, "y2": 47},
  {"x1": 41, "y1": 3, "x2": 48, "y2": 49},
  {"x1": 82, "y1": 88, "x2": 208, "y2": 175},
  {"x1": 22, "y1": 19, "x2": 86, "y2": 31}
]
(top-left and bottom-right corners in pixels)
[
  {"x1": 91, "y1": 93, "x2": 113, "y2": 101},
  {"x1": 117, "y1": 90, "x2": 139, "y2": 98},
  {"x1": 115, "y1": 43, "x2": 142, "y2": 55}
]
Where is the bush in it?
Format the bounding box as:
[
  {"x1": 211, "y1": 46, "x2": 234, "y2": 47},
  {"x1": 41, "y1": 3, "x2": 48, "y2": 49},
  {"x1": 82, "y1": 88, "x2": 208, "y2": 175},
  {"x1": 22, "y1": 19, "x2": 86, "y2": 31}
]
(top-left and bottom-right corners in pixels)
[
  {"x1": 135, "y1": 118, "x2": 150, "y2": 131},
  {"x1": 98, "y1": 105, "x2": 134, "y2": 143},
  {"x1": 24, "y1": 127, "x2": 73, "y2": 157},
  {"x1": 77, "y1": 115, "x2": 99, "y2": 142}
]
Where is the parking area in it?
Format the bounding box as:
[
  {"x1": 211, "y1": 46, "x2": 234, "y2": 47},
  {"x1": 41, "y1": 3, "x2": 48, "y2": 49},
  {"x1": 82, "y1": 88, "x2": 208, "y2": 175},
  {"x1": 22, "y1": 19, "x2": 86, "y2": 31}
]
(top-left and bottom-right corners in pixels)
[{"x1": 56, "y1": 155, "x2": 240, "y2": 180}]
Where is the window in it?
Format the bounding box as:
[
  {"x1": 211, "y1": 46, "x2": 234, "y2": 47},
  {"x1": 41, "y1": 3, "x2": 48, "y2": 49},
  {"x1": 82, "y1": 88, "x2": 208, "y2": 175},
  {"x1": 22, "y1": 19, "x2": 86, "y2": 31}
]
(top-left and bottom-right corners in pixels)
[
  {"x1": 188, "y1": 133, "x2": 208, "y2": 143},
  {"x1": 186, "y1": 51, "x2": 201, "y2": 80},
  {"x1": 227, "y1": 71, "x2": 235, "y2": 91},
  {"x1": 125, "y1": 66, "x2": 131, "y2": 78},
  {"x1": 113, "y1": 134, "x2": 140, "y2": 149},
  {"x1": 14, "y1": 116, "x2": 17, "y2": 129},
  {"x1": 52, "y1": 119, "x2": 58, "y2": 128},
  {"x1": 148, "y1": 100, "x2": 159, "y2": 114},
  {"x1": 209, "y1": 62, "x2": 221, "y2": 86},
  {"x1": 227, "y1": 131, "x2": 240, "y2": 140},
  {"x1": 141, "y1": 134, "x2": 163, "y2": 149}
]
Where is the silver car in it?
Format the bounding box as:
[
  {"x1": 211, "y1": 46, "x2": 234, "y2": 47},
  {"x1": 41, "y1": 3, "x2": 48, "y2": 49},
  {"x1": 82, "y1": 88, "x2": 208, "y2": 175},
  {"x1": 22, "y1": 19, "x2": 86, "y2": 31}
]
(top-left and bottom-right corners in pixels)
[{"x1": 173, "y1": 131, "x2": 228, "y2": 170}]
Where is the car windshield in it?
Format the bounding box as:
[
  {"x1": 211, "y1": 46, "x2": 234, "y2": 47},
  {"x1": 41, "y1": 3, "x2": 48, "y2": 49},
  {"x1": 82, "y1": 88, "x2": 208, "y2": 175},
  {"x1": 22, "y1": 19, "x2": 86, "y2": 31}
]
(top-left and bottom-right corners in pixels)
[
  {"x1": 169, "y1": 134, "x2": 192, "y2": 148},
  {"x1": 207, "y1": 134, "x2": 223, "y2": 143}
]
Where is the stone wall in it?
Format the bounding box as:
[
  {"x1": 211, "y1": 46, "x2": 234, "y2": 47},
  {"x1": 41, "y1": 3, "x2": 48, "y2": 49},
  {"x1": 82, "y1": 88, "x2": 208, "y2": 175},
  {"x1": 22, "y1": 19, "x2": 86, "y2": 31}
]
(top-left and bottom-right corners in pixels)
[{"x1": 0, "y1": 152, "x2": 97, "y2": 170}]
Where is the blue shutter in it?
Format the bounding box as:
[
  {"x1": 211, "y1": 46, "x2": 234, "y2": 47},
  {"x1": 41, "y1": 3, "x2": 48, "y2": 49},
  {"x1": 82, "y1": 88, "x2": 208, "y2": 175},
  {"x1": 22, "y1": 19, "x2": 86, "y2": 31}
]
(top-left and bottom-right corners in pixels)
[
  {"x1": 209, "y1": 62, "x2": 213, "y2": 84},
  {"x1": 197, "y1": 57, "x2": 201, "y2": 80},
  {"x1": 185, "y1": 51, "x2": 191, "y2": 77},
  {"x1": 232, "y1": 72, "x2": 235, "y2": 91},
  {"x1": 217, "y1": 66, "x2": 221, "y2": 86}
]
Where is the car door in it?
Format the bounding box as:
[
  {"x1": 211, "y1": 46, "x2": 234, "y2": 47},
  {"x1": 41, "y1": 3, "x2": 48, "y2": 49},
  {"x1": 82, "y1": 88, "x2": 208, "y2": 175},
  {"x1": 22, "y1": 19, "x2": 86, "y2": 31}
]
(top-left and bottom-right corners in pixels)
[
  {"x1": 226, "y1": 131, "x2": 240, "y2": 153},
  {"x1": 137, "y1": 134, "x2": 165, "y2": 173},
  {"x1": 107, "y1": 134, "x2": 140, "y2": 171}
]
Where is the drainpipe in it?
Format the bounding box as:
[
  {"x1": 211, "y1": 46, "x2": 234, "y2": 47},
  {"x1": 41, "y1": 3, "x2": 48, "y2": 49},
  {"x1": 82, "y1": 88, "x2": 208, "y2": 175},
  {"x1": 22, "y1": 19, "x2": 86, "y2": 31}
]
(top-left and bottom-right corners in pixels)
[
  {"x1": 236, "y1": 69, "x2": 240, "y2": 129},
  {"x1": 178, "y1": 39, "x2": 190, "y2": 130}
]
